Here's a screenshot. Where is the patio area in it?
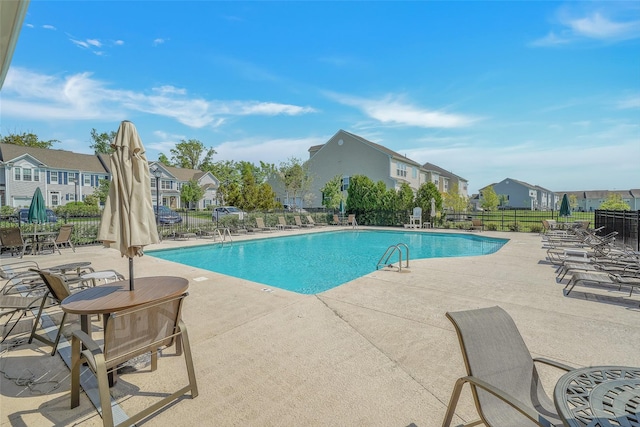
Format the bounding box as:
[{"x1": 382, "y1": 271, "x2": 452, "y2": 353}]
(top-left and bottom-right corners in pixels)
[{"x1": 1, "y1": 227, "x2": 639, "y2": 426}]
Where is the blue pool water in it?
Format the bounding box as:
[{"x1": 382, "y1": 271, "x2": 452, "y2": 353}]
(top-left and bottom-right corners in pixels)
[{"x1": 147, "y1": 230, "x2": 508, "y2": 294}]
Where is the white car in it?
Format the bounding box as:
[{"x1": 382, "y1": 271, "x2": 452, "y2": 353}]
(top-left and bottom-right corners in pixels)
[{"x1": 212, "y1": 206, "x2": 246, "y2": 220}]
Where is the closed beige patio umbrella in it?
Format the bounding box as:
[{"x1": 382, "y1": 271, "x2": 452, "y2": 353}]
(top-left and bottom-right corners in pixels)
[{"x1": 98, "y1": 120, "x2": 159, "y2": 290}]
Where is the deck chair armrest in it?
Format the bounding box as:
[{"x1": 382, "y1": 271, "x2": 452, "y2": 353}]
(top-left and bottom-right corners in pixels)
[
  {"x1": 72, "y1": 330, "x2": 101, "y2": 354},
  {"x1": 533, "y1": 357, "x2": 574, "y2": 372},
  {"x1": 459, "y1": 375, "x2": 554, "y2": 427}
]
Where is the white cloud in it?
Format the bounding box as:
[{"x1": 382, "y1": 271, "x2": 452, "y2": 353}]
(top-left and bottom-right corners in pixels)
[
  {"x1": 114, "y1": 40, "x2": 124, "y2": 46},
  {"x1": 86, "y1": 39, "x2": 102, "y2": 48},
  {"x1": 42, "y1": 25, "x2": 56, "y2": 30},
  {"x1": 1, "y1": 68, "x2": 317, "y2": 128},
  {"x1": 214, "y1": 136, "x2": 327, "y2": 164},
  {"x1": 617, "y1": 95, "x2": 640, "y2": 109},
  {"x1": 532, "y1": 8, "x2": 640, "y2": 47},
  {"x1": 567, "y1": 12, "x2": 640, "y2": 40},
  {"x1": 153, "y1": 38, "x2": 166, "y2": 46},
  {"x1": 327, "y1": 92, "x2": 479, "y2": 128}
]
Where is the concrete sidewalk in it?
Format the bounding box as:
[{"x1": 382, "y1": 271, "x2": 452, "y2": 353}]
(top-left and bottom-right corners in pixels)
[{"x1": 1, "y1": 228, "x2": 638, "y2": 426}]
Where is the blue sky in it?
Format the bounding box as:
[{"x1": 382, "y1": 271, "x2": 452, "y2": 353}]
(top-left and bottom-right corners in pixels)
[{"x1": 2, "y1": 1, "x2": 639, "y2": 195}]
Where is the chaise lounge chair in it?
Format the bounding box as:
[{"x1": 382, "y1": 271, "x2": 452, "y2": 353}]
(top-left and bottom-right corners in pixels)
[
  {"x1": 294, "y1": 215, "x2": 313, "y2": 228},
  {"x1": 442, "y1": 306, "x2": 573, "y2": 427},
  {"x1": 278, "y1": 216, "x2": 299, "y2": 230},
  {"x1": 255, "y1": 217, "x2": 276, "y2": 232}
]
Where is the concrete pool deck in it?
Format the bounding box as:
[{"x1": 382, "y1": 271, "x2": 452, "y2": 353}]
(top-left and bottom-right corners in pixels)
[{"x1": 1, "y1": 227, "x2": 639, "y2": 426}]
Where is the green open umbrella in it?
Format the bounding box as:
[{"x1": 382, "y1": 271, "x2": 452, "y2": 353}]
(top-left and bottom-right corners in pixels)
[
  {"x1": 27, "y1": 187, "x2": 47, "y2": 225},
  {"x1": 559, "y1": 193, "x2": 571, "y2": 222}
]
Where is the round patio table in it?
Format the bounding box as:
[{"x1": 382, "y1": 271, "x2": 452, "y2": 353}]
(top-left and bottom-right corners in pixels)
[{"x1": 554, "y1": 365, "x2": 640, "y2": 426}]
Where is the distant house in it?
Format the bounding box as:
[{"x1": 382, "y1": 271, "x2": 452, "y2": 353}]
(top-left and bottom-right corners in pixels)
[
  {"x1": 293, "y1": 130, "x2": 467, "y2": 209},
  {"x1": 480, "y1": 178, "x2": 557, "y2": 210},
  {"x1": 422, "y1": 162, "x2": 469, "y2": 197},
  {"x1": 148, "y1": 162, "x2": 218, "y2": 210},
  {"x1": 0, "y1": 143, "x2": 110, "y2": 208},
  {"x1": 557, "y1": 189, "x2": 640, "y2": 211}
]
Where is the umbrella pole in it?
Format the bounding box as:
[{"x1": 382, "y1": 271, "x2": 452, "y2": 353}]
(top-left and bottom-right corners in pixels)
[{"x1": 129, "y1": 257, "x2": 134, "y2": 291}]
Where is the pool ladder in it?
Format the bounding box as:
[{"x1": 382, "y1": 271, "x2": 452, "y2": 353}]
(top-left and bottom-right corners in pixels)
[{"x1": 376, "y1": 243, "x2": 409, "y2": 272}]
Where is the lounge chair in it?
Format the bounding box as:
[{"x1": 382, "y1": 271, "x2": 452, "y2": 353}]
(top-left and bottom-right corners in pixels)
[
  {"x1": 306, "y1": 215, "x2": 327, "y2": 227},
  {"x1": 469, "y1": 219, "x2": 483, "y2": 232},
  {"x1": 278, "y1": 216, "x2": 298, "y2": 230},
  {"x1": 332, "y1": 214, "x2": 346, "y2": 226},
  {"x1": 442, "y1": 306, "x2": 573, "y2": 427},
  {"x1": 1, "y1": 292, "x2": 50, "y2": 343},
  {"x1": 41, "y1": 224, "x2": 75, "y2": 254},
  {"x1": 0, "y1": 227, "x2": 29, "y2": 258},
  {"x1": 294, "y1": 215, "x2": 313, "y2": 228},
  {"x1": 347, "y1": 214, "x2": 358, "y2": 228},
  {"x1": 255, "y1": 217, "x2": 276, "y2": 232},
  {"x1": 70, "y1": 293, "x2": 198, "y2": 427},
  {"x1": 564, "y1": 271, "x2": 640, "y2": 297}
]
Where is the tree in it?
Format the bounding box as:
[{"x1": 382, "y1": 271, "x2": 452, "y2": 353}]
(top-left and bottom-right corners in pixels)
[
  {"x1": 180, "y1": 179, "x2": 205, "y2": 209},
  {"x1": 256, "y1": 183, "x2": 278, "y2": 210},
  {"x1": 157, "y1": 153, "x2": 172, "y2": 166},
  {"x1": 415, "y1": 182, "x2": 442, "y2": 217},
  {"x1": 238, "y1": 163, "x2": 260, "y2": 210},
  {"x1": 94, "y1": 178, "x2": 111, "y2": 204},
  {"x1": 443, "y1": 183, "x2": 469, "y2": 212},
  {"x1": 278, "y1": 157, "x2": 312, "y2": 208},
  {"x1": 569, "y1": 194, "x2": 578, "y2": 210},
  {"x1": 90, "y1": 128, "x2": 117, "y2": 154},
  {"x1": 320, "y1": 175, "x2": 344, "y2": 210},
  {"x1": 170, "y1": 139, "x2": 216, "y2": 170},
  {"x1": 599, "y1": 193, "x2": 630, "y2": 211},
  {"x1": 498, "y1": 194, "x2": 509, "y2": 208},
  {"x1": 396, "y1": 183, "x2": 415, "y2": 212},
  {"x1": 480, "y1": 186, "x2": 499, "y2": 211},
  {"x1": 0, "y1": 132, "x2": 59, "y2": 148}
]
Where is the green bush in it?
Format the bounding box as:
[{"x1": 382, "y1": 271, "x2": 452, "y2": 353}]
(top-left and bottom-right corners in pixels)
[
  {"x1": 486, "y1": 223, "x2": 498, "y2": 231},
  {"x1": 529, "y1": 224, "x2": 543, "y2": 233},
  {"x1": 508, "y1": 222, "x2": 521, "y2": 232}
]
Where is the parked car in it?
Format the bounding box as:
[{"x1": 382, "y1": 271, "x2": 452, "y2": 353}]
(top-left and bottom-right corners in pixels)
[
  {"x1": 212, "y1": 206, "x2": 246, "y2": 221},
  {"x1": 17, "y1": 208, "x2": 58, "y2": 223},
  {"x1": 283, "y1": 204, "x2": 307, "y2": 213},
  {"x1": 154, "y1": 205, "x2": 183, "y2": 224}
]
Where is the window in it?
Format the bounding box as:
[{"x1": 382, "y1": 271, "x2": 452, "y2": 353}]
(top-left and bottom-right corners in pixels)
[
  {"x1": 161, "y1": 180, "x2": 172, "y2": 190},
  {"x1": 34, "y1": 168, "x2": 40, "y2": 182},
  {"x1": 412, "y1": 167, "x2": 417, "y2": 179},
  {"x1": 50, "y1": 171, "x2": 58, "y2": 184},
  {"x1": 341, "y1": 176, "x2": 350, "y2": 192},
  {"x1": 69, "y1": 173, "x2": 77, "y2": 183},
  {"x1": 396, "y1": 163, "x2": 407, "y2": 178},
  {"x1": 14, "y1": 167, "x2": 21, "y2": 181},
  {"x1": 84, "y1": 174, "x2": 91, "y2": 186},
  {"x1": 51, "y1": 193, "x2": 60, "y2": 206},
  {"x1": 22, "y1": 168, "x2": 32, "y2": 181}
]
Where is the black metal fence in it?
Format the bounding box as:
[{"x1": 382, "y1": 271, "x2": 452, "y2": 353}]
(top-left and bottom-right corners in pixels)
[
  {"x1": 3, "y1": 208, "x2": 637, "y2": 249},
  {"x1": 594, "y1": 210, "x2": 640, "y2": 251}
]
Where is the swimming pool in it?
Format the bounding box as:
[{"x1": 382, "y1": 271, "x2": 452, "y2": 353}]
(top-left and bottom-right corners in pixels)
[{"x1": 147, "y1": 230, "x2": 508, "y2": 294}]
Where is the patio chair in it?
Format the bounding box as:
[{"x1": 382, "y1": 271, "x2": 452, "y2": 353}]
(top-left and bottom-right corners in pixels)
[
  {"x1": 70, "y1": 292, "x2": 198, "y2": 427},
  {"x1": 0, "y1": 227, "x2": 29, "y2": 258},
  {"x1": 332, "y1": 214, "x2": 347, "y2": 226},
  {"x1": 294, "y1": 215, "x2": 313, "y2": 228},
  {"x1": 442, "y1": 306, "x2": 573, "y2": 427},
  {"x1": 278, "y1": 216, "x2": 299, "y2": 230},
  {"x1": 469, "y1": 219, "x2": 483, "y2": 232},
  {"x1": 255, "y1": 217, "x2": 275, "y2": 232},
  {"x1": 41, "y1": 224, "x2": 75, "y2": 255},
  {"x1": 29, "y1": 269, "x2": 85, "y2": 356},
  {"x1": 1, "y1": 260, "x2": 43, "y2": 295},
  {"x1": 307, "y1": 215, "x2": 327, "y2": 227},
  {"x1": 564, "y1": 271, "x2": 640, "y2": 297},
  {"x1": 347, "y1": 214, "x2": 358, "y2": 228},
  {"x1": 1, "y1": 292, "x2": 50, "y2": 343}
]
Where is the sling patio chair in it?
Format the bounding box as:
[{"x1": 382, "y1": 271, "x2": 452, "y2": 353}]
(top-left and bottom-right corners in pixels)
[
  {"x1": 564, "y1": 271, "x2": 640, "y2": 297},
  {"x1": 29, "y1": 269, "x2": 91, "y2": 356},
  {"x1": 278, "y1": 216, "x2": 299, "y2": 230},
  {"x1": 442, "y1": 306, "x2": 573, "y2": 427},
  {"x1": 1, "y1": 291, "x2": 51, "y2": 343},
  {"x1": 347, "y1": 214, "x2": 358, "y2": 228},
  {"x1": 70, "y1": 292, "x2": 198, "y2": 427},
  {"x1": 294, "y1": 215, "x2": 313, "y2": 228},
  {"x1": 255, "y1": 217, "x2": 276, "y2": 232},
  {"x1": 307, "y1": 215, "x2": 327, "y2": 227},
  {"x1": 41, "y1": 224, "x2": 75, "y2": 255},
  {"x1": 0, "y1": 227, "x2": 30, "y2": 258}
]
